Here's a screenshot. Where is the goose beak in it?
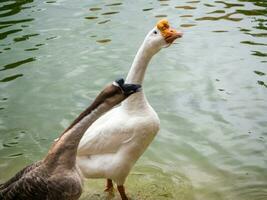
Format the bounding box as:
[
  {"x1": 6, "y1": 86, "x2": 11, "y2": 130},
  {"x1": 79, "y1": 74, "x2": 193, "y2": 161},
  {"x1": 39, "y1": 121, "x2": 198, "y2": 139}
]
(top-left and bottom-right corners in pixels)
[
  {"x1": 156, "y1": 19, "x2": 183, "y2": 44},
  {"x1": 164, "y1": 29, "x2": 183, "y2": 44},
  {"x1": 113, "y1": 78, "x2": 141, "y2": 95}
]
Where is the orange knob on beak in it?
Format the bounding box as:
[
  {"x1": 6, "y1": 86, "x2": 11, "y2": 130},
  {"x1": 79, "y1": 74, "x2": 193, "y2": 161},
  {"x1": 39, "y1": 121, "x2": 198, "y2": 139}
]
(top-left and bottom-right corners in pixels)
[
  {"x1": 164, "y1": 28, "x2": 183, "y2": 44},
  {"x1": 157, "y1": 19, "x2": 183, "y2": 44}
]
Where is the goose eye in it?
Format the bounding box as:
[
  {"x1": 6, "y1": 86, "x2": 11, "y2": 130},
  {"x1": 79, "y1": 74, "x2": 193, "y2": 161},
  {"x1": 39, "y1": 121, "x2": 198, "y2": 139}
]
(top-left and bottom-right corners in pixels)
[{"x1": 153, "y1": 30, "x2": 157, "y2": 34}]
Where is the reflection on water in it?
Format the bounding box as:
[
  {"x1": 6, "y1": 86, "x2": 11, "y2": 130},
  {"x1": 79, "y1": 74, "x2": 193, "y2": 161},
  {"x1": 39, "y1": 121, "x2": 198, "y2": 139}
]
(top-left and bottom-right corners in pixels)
[
  {"x1": 215, "y1": 1, "x2": 244, "y2": 8},
  {"x1": 90, "y1": 7, "x2": 102, "y2": 11},
  {"x1": 13, "y1": 33, "x2": 39, "y2": 42},
  {"x1": 85, "y1": 16, "x2": 98, "y2": 20},
  {"x1": 101, "y1": 12, "x2": 119, "y2": 16},
  {"x1": 0, "y1": 0, "x2": 267, "y2": 200},
  {"x1": 0, "y1": 57, "x2": 35, "y2": 71},
  {"x1": 98, "y1": 20, "x2": 110, "y2": 25},
  {"x1": 155, "y1": 14, "x2": 168, "y2": 18},
  {"x1": 105, "y1": 3, "x2": 123, "y2": 7},
  {"x1": 176, "y1": 5, "x2": 196, "y2": 10},
  {"x1": 196, "y1": 13, "x2": 243, "y2": 22},
  {"x1": 143, "y1": 8, "x2": 153, "y2": 11},
  {"x1": 0, "y1": 74, "x2": 23, "y2": 82},
  {"x1": 96, "y1": 39, "x2": 111, "y2": 44}
]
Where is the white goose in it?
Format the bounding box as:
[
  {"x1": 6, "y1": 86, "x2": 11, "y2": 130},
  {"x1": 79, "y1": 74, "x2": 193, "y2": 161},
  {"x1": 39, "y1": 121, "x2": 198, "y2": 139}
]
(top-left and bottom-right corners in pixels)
[{"x1": 77, "y1": 19, "x2": 183, "y2": 200}]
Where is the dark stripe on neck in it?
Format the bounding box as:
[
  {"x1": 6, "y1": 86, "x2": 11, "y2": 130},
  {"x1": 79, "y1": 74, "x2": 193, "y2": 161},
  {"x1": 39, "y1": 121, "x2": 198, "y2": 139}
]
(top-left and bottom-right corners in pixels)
[{"x1": 61, "y1": 96, "x2": 104, "y2": 135}]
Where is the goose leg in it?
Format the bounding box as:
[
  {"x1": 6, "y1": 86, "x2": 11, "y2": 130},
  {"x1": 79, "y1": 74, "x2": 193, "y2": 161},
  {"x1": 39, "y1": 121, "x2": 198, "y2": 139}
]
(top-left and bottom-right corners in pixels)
[
  {"x1": 104, "y1": 179, "x2": 114, "y2": 192},
  {"x1": 117, "y1": 185, "x2": 128, "y2": 200}
]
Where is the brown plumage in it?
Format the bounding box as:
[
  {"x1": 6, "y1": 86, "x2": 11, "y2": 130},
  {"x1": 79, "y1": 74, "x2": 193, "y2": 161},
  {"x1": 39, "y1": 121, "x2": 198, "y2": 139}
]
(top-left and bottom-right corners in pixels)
[
  {"x1": 0, "y1": 161, "x2": 81, "y2": 200},
  {"x1": 0, "y1": 79, "x2": 140, "y2": 200}
]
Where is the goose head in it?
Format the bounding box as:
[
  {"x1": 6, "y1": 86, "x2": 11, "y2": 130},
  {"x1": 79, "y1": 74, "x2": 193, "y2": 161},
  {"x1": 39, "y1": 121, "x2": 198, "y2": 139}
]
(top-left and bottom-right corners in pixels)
[
  {"x1": 143, "y1": 19, "x2": 183, "y2": 54},
  {"x1": 97, "y1": 78, "x2": 141, "y2": 108}
]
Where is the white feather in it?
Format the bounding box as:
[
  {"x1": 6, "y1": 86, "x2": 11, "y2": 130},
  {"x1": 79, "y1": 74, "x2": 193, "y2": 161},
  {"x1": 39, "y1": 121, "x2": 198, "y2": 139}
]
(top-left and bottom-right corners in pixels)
[{"x1": 77, "y1": 26, "x2": 166, "y2": 186}]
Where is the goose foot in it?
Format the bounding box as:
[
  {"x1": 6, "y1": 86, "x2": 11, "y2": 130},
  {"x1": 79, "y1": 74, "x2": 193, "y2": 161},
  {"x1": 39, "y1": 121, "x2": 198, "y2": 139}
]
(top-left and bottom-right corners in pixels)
[
  {"x1": 117, "y1": 185, "x2": 129, "y2": 200},
  {"x1": 104, "y1": 179, "x2": 114, "y2": 193}
]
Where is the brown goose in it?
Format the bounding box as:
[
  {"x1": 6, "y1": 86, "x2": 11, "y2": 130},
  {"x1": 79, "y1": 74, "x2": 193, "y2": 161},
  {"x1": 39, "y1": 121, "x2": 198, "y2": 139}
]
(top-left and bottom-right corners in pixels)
[{"x1": 0, "y1": 79, "x2": 141, "y2": 200}]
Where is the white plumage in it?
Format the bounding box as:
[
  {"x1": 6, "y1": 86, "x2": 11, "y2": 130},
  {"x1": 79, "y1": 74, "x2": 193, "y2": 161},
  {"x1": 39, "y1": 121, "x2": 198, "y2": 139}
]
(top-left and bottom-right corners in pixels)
[
  {"x1": 77, "y1": 101, "x2": 159, "y2": 184},
  {"x1": 77, "y1": 19, "x2": 182, "y2": 199}
]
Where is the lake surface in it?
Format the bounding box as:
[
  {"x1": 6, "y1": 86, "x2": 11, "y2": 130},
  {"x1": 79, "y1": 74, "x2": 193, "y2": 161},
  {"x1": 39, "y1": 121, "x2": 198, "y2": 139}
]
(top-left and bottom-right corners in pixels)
[{"x1": 0, "y1": 0, "x2": 266, "y2": 199}]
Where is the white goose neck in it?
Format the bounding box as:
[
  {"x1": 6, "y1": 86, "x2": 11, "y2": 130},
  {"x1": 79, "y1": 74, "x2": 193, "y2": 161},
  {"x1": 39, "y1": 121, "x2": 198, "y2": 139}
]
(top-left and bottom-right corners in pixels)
[
  {"x1": 125, "y1": 41, "x2": 154, "y2": 85},
  {"x1": 123, "y1": 41, "x2": 156, "y2": 110}
]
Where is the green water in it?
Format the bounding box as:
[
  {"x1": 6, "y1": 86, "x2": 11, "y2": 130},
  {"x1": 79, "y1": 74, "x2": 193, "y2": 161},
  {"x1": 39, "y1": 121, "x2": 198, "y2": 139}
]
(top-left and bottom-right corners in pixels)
[{"x1": 0, "y1": 0, "x2": 266, "y2": 199}]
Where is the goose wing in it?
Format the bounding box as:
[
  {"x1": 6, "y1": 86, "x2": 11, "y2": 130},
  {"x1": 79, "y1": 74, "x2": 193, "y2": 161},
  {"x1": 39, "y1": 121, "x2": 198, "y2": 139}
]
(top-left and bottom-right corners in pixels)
[
  {"x1": 0, "y1": 161, "x2": 42, "y2": 191},
  {"x1": 78, "y1": 108, "x2": 135, "y2": 156},
  {"x1": 0, "y1": 170, "x2": 48, "y2": 200}
]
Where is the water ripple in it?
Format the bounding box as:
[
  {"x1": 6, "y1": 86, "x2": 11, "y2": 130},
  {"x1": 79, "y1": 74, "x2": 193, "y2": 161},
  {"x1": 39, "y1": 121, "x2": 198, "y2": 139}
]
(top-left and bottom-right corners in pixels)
[
  {"x1": 0, "y1": 18, "x2": 34, "y2": 25},
  {"x1": 175, "y1": 5, "x2": 196, "y2": 10},
  {"x1": 246, "y1": 32, "x2": 267, "y2": 37},
  {"x1": 143, "y1": 8, "x2": 153, "y2": 11},
  {"x1": 204, "y1": 3, "x2": 215, "y2": 7},
  {"x1": 254, "y1": 71, "x2": 265, "y2": 76},
  {"x1": 236, "y1": 9, "x2": 267, "y2": 16},
  {"x1": 0, "y1": 29, "x2": 22, "y2": 40},
  {"x1": 241, "y1": 41, "x2": 267, "y2": 46},
  {"x1": 13, "y1": 33, "x2": 39, "y2": 42},
  {"x1": 85, "y1": 16, "x2": 98, "y2": 20},
  {"x1": 186, "y1": 1, "x2": 200, "y2": 3},
  {"x1": 96, "y1": 39, "x2": 111, "y2": 44},
  {"x1": 0, "y1": 57, "x2": 35, "y2": 71},
  {"x1": 101, "y1": 11, "x2": 119, "y2": 15},
  {"x1": 196, "y1": 12, "x2": 243, "y2": 22},
  {"x1": 155, "y1": 14, "x2": 168, "y2": 18},
  {"x1": 8, "y1": 153, "x2": 23, "y2": 158},
  {"x1": 97, "y1": 19, "x2": 110, "y2": 24},
  {"x1": 0, "y1": 0, "x2": 34, "y2": 17},
  {"x1": 207, "y1": 10, "x2": 225, "y2": 14},
  {"x1": 89, "y1": 7, "x2": 101, "y2": 11},
  {"x1": 231, "y1": 182, "x2": 267, "y2": 200},
  {"x1": 215, "y1": 1, "x2": 244, "y2": 8},
  {"x1": 0, "y1": 74, "x2": 23, "y2": 83},
  {"x1": 105, "y1": 3, "x2": 122, "y2": 7},
  {"x1": 252, "y1": 51, "x2": 267, "y2": 57}
]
